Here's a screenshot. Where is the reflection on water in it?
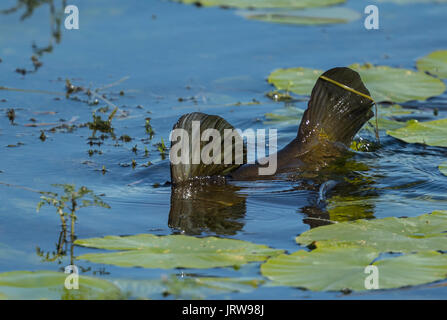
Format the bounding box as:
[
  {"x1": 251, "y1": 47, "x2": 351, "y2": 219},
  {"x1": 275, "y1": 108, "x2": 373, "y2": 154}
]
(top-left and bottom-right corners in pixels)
[
  {"x1": 169, "y1": 155, "x2": 380, "y2": 234},
  {"x1": 169, "y1": 181, "x2": 246, "y2": 235},
  {"x1": 1, "y1": 0, "x2": 67, "y2": 72}
]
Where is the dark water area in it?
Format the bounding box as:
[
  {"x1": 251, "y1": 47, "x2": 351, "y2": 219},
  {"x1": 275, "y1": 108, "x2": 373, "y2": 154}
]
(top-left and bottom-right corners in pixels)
[{"x1": 0, "y1": 0, "x2": 447, "y2": 299}]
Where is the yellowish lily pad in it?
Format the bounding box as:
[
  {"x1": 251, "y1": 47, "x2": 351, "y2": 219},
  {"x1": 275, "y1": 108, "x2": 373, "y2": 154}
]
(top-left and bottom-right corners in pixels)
[
  {"x1": 75, "y1": 234, "x2": 284, "y2": 269},
  {"x1": 386, "y1": 118, "x2": 447, "y2": 147},
  {"x1": 417, "y1": 50, "x2": 447, "y2": 79}
]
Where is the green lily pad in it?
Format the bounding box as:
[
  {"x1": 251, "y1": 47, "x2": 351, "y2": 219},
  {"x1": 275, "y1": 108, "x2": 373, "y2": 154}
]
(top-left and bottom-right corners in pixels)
[
  {"x1": 440, "y1": 162, "x2": 447, "y2": 176},
  {"x1": 296, "y1": 210, "x2": 447, "y2": 252},
  {"x1": 264, "y1": 106, "x2": 304, "y2": 125},
  {"x1": 261, "y1": 246, "x2": 447, "y2": 291},
  {"x1": 374, "y1": 251, "x2": 447, "y2": 289},
  {"x1": 0, "y1": 271, "x2": 122, "y2": 300},
  {"x1": 369, "y1": 118, "x2": 408, "y2": 131},
  {"x1": 417, "y1": 50, "x2": 447, "y2": 79},
  {"x1": 364, "y1": 104, "x2": 417, "y2": 132},
  {"x1": 349, "y1": 64, "x2": 446, "y2": 103},
  {"x1": 173, "y1": 0, "x2": 345, "y2": 9},
  {"x1": 268, "y1": 65, "x2": 446, "y2": 102},
  {"x1": 261, "y1": 246, "x2": 377, "y2": 291},
  {"x1": 75, "y1": 234, "x2": 284, "y2": 269},
  {"x1": 114, "y1": 275, "x2": 264, "y2": 299},
  {"x1": 238, "y1": 7, "x2": 360, "y2": 25},
  {"x1": 378, "y1": 0, "x2": 447, "y2": 4},
  {"x1": 386, "y1": 118, "x2": 447, "y2": 147},
  {"x1": 267, "y1": 67, "x2": 322, "y2": 95}
]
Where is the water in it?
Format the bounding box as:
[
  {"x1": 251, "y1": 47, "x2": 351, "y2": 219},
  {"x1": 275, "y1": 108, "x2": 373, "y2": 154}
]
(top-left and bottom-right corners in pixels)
[{"x1": 0, "y1": 0, "x2": 446, "y2": 299}]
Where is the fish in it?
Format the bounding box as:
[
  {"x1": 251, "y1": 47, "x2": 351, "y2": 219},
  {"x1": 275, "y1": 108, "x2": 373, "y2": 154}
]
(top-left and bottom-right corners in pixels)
[{"x1": 169, "y1": 67, "x2": 374, "y2": 185}]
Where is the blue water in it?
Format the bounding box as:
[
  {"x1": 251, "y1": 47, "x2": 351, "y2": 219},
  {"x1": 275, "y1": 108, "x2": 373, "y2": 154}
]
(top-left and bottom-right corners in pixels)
[{"x1": 0, "y1": 0, "x2": 447, "y2": 299}]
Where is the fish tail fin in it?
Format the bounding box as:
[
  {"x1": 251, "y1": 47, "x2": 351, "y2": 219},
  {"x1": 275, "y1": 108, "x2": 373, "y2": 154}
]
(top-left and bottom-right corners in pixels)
[
  {"x1": 169, "y1": 112, "x2": 245, "y2": 184},
  {"x1": 296, "y1": 67, "x2": 374, "y2": 160}
]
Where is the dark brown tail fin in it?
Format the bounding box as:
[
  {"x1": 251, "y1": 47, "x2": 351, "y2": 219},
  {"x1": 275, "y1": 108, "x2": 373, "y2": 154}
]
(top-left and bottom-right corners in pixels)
[
  {"x1": 297, "y1": 67, "x2": 374, "y2": 151},
  {"x1": 170, "y1": 112, "x2": 245, "y2": 184}
]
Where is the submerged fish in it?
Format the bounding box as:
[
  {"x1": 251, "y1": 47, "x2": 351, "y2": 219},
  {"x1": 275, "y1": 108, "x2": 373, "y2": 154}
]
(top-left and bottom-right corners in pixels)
[{"x1": 169, "y1": 67, "x2": 374, "y2": 184}]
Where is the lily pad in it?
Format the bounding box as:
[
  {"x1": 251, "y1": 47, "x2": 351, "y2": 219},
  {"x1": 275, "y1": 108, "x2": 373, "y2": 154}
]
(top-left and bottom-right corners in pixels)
[
  {"x1": 386, "y1": 118, "x2": 447, "y2": 147},
  {"x1": 261, "y1": 246, "x2": 377, "y2": 291},
  {"x1": 440, "y1": 162, "x2": 447, "y2": 176},
  {"x1": 261, "y1": 246, "x2": 447, "y2": 291},
  {"x1": 0, "y1": 271, "x2": 122, "y2": 300},
  {"x1": 378, "y1": 0, "x2": 447, "y2": 4},
  {"x1": 364, "y1": 104, "x2": 416, "y2": 132},
  {"x1": 114, "y1": 275, "x2": 264, "y2": 299},
  {"x1": 349, "y1": 64, "x2": 446, "y2": 103},
  {"x1": 417, "y1": 50, "x2": 447, "y2": 79},
  {"x1": 296, "y1": 210, "x2": 447, "y2": 252},
  {"x1": 368, "y1": 118, "x2": 408, "y2": 131},
  {"x1": 374, "y1": 251, "x2": 447, "y2": 289},
  {"x1": 267, "y1": 67, "x2": 322, "y2": 95},
  {"x1": 268, "y1": 65, "x2": 446, "y2": 102},
  {"x1": 173, "y1": 0, "x2": 345, "y2": 9},
  {"x1": 238, "y1": 7, "x2": 360, "y2": 25},
  {"x1": 75, "y1": 234, "x2": 284, "y2": 269},
  {"x1": 264, "y1": 106, "x2": 304, "y2": 125}
]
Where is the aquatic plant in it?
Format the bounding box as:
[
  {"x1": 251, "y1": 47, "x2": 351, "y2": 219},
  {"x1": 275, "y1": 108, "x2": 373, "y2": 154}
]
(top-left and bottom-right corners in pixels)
[{"x1": 36, "y1": 184, "x2": 110, "y2": 262}]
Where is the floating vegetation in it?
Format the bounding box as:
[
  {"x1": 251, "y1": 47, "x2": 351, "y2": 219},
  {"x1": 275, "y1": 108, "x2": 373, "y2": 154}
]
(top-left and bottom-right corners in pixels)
[
  {"x1": 378, "y1": 0, "x2": 447, "y2": 4},
  {"x1": 265, "y1": 91, "x2": 293, "y2": 102},
  {"x1": 37, "y1": 184, "x2": 110, "y2": 232},
  {"x1": 113, "y1": 275, "x2": 264, "y2": 300},
  {"x1": 267, "y1": 64, "x2": 446, "y2": 103},
  {"x1": 6, "y1": 108, "x2": 15, "y2": 124},
  {"x1": 268, "y1": 67, "x2": 322, "y2": 95},
  {"x1": 238, "y1": 7, "x2": 360, "y2": 26},
  {"x1": 119, "y1": 135, "x2": 132, "y2": 143},
  {"x1": 440, "y1": 162, "x2": 447, "y2": 176},
  {"x1": 141, "y1": 161, "x2": 152, "y2": 167},
  {"x1": 75, "y1": 234, "x2": 284, "y2": 269},
  {"x1": 36, "y1": 184, "x2": 110, "y2": 264},
  {"x1": 87, "y1": 149, "x2": 102, "y2": 157},
  {"x1": 173, "y1": 0, "x2": 345, "y2": 9},
  {"x1": 349, "y1": 64, "x2": 446, "y2": 103},
  {"x1": 387, "y1": 118, "x2": 447, "y2": 147},
  {"x1": 155, "y1": 138, "x2": 167, "y2": 160},
  {"x1": 261, "y1": 246, "x2": 447, "y2": 291},
  {"x1": 87, "y1": 107, "x2": 118, "y2": 136},
  {"x1": 6, "y1": 142, "x2": 24, "y2": 148},
  {"x1": 0, "y1": 271, "x2": 122, "y2": 300},
  {"x1": 296, "y1": 210, "x2": 447, "y2": 252},
  {"x1": 264, "y1": 106, "x2": 304, "y2": 126},
  {"x1": 416, "y1": 50, "x2": 447, "y2": 79},
  {"x1": 39, "y1": 130, "x2": 46, "y2": 142},
  {"x1": 260, "y1": 211, "x2": 447, "y2": 291},
  {"x1": 145, "y1": 117, "x2": 155, "y2": 139}
]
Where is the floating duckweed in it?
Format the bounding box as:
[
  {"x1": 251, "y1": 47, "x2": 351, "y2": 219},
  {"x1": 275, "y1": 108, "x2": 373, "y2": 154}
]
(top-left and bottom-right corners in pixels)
[
  {"x1": 145, "y1": 118, "x2": 155, "y2": 138},
  {"x1": 119, "y1": 135, "x2": 132, "y2": 143},
  {"x1": 39, "y1": 130, "x2": 47, "y2": 142},
  {"x1": 6, "y1": 108, "x2": 15, "y2": 124},
  {"x1": 265, "y1": 91, "x2": 292, "y2": 102}
]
